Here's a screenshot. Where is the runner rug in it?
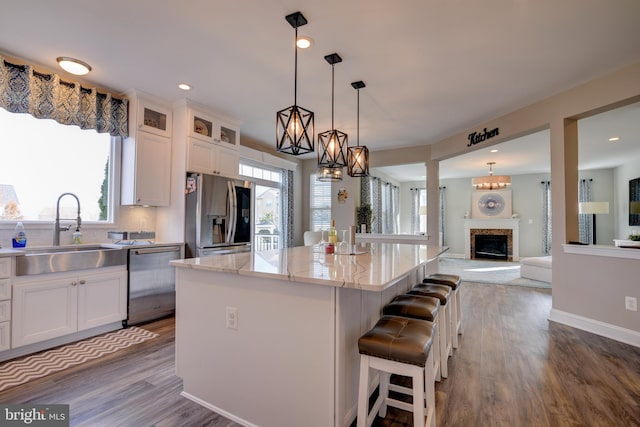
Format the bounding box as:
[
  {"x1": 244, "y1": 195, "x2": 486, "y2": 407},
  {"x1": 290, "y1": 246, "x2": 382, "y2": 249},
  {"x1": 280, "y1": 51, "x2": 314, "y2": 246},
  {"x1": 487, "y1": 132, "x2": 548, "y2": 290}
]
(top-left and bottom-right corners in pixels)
[{"x1": 0, "y1": 327, "x2": 158, "y2": 392}]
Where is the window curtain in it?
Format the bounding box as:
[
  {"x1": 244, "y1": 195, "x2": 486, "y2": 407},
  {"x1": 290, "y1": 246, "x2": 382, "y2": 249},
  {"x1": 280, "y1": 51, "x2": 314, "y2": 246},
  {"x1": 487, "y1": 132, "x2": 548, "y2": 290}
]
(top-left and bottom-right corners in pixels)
[
  {"x1": 578, "y1": 179, "x2": 593, "y2": 243},
  {"x1": 410, "y1": 188, "x2": 420, "y2": 234},
  {"x1": 281, "y1": 169, "x2": 294, "y2": 247},
  {"x1": 439, "y1": 186, "x2": 445, "y2": 245},
  {"x1": 360, "y1": 176, "x2": 399, "y2": 234},
  {"x1": 0, "y1": 56, "x2": 128, "y2": 137},
  {"x1": 541, "y1": 181, "x2": 552, "y2": 254}
]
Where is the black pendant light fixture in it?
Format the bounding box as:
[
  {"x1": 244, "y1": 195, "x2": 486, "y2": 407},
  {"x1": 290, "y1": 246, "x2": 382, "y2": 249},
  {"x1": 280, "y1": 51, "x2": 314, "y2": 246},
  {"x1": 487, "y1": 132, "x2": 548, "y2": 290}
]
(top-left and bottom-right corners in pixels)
[
  {"x1": 317, "y1": 53, "x2": 347, "y2": 170},
  {"x1": 347, "y1": 81, "x2": 369, "y2": 177},
  {"x1": 276, "y1": 11, "x2": 314, "y2": 155}
]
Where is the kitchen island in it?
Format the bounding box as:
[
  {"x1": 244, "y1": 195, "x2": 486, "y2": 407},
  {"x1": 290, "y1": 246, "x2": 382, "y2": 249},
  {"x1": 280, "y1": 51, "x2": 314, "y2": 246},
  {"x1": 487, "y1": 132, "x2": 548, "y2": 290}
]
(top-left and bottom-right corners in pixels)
[{"x1": 171, "y1": 243, "x2": 447, "y2": 427}]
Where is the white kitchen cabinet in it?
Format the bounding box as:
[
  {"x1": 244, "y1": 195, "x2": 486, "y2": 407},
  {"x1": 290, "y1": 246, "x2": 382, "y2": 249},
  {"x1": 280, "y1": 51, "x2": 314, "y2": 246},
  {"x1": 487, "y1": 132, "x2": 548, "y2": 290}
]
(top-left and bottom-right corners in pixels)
[
  {"x1": 177, "y1": 100, "x2": 240, "y2": 179},
  {"x1": 188, "y1": 107, "x2": 239, "y2": 150},
  {"x1": 0, "y1": 258, "x2": 11, "y2": 351},
  {"x1": 122, "y1": 130, "x2": 171, "y2": 205},
  {"x1": 11, "y1": 267, "x2": 127, "y2": 348},
  {"x1": 122, "y1": 90, "x2": 172, "y2": 206},
  {"x1": 187, "y1": 137, "x2": 239, "y2": 178}
]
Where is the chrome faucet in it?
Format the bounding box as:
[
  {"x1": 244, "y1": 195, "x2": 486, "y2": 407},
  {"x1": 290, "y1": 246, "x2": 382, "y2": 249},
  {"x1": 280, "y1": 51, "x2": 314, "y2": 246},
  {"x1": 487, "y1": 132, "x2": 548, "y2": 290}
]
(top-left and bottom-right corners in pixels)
[{"x1": 53, "y1": 192, "x2": 82, "y2": 246}]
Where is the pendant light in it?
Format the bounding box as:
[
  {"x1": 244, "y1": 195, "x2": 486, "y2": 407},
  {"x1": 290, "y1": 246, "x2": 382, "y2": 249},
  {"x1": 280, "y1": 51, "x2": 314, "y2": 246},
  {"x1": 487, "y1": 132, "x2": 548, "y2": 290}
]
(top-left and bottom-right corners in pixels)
[
  {"x1": 347, "y1": 81, "x2": 369, "y2": 177},
  {"x1": 276, "y1": 12, "x2": 314, "y2": 155},
  {"x1": 472, "y1": 162, "x2": 511, "y2": 190},
  {"x1": 316, "y1": 165, "x2": 344, "y2": 182},
  {"x1": 317, "y1": 53, "x2": 347, "y2": 170}
]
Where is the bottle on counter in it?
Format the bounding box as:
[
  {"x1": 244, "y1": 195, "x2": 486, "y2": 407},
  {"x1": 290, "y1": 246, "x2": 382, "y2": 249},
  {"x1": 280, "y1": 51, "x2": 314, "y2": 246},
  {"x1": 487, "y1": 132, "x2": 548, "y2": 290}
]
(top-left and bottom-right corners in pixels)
[
  {"x1": 12, "y1": 221, "x2": 27, "y2": 248},
  {"x1": 328, "y1": 219, "x2": 338, "y2": 244},
  {"x1": 72, "y1": 228, "x2": 83, "y2": 244}
]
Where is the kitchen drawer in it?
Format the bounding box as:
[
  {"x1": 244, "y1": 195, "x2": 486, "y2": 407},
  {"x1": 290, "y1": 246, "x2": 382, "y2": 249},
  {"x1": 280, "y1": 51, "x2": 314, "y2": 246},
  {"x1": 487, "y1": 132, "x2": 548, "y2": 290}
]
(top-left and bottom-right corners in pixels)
[
  {"x1": 0, "y1": 279, "x2": 10, "y2": 300},
  {"x1": 0, "y1": 258, "x2": 10, "y2": 278},
  {"x1": 0, "y1": 300, "x2": 10, "y2": 322},
  {"x1": 0, "y1": 321, "x2": 9, "y2": 351}
]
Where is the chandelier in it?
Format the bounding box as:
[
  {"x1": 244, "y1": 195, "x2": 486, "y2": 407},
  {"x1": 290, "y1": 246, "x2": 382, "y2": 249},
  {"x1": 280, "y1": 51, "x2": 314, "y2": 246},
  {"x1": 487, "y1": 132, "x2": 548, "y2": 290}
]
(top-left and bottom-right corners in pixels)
[
  {"x1": 347, "y1": 80, "x2": 369, "y2": 177},
  {"x1": 317, "y1": 53, "x2": 347, "y2": 170},
  {"x1": 276, "y1": 12, "x2": 314, "y2": 155},
  {"x1": 472, "y1": 162, "x2": 511, "y2": 190}
]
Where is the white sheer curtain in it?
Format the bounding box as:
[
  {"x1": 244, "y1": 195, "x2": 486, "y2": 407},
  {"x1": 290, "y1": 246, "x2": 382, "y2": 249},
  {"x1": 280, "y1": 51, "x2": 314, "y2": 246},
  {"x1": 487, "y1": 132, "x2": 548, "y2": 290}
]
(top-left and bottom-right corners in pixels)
[
  {"x1": 410, "y1": 188, "x2": 420, "y2": 234},
  {"x1": 541, "y1": 181, "x2": 552, "y2": 254},
  {"x1": 578, "y1": 179, "x2": 593, "y2": 243}
]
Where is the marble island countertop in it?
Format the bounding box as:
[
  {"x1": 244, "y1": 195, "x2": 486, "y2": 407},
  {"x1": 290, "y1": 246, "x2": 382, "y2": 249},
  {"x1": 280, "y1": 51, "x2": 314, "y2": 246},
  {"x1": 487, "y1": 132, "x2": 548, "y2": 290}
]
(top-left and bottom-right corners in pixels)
[{"x1": 171, "y1": 243, "x2": 448, "y2": 291}]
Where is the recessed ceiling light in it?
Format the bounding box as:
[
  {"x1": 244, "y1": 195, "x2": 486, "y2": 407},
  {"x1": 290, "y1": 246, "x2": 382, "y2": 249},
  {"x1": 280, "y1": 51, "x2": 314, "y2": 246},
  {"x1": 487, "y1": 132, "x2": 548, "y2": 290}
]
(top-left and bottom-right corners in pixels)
[
  {"x1": 56, "y1": 57, "x2": 91, "y2": 75},
  {"x1": 178, "y1": 83, "x2": 192, "y2": 91},
  {"x1": 608, "y1": 136, "x2": 621, "y2": 142},
  {"x1": 296, "y1": 36, "x2": 313, "y2": 49},
  {"x1": 490, "y1": 149, "x2": 498, "y2": 153}
]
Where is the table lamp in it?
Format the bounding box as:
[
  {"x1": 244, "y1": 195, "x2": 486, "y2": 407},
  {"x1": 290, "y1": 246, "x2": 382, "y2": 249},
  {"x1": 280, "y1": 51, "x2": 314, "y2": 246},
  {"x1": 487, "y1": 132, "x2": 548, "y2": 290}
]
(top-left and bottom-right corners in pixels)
[{"x1": 578, "y1": 201, "x2": 609, "y2": 244}]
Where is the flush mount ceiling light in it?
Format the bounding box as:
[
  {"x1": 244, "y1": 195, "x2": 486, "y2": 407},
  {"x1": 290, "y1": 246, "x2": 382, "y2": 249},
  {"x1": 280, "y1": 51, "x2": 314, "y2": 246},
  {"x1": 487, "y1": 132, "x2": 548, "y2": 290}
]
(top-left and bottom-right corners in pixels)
[
  {"x1": 471, "y1": 162, "x2": 511, "y2": 190},
  {"x1": 296, "y1": 35, "x2": 313, "y2": 49},
  {"x1": 178, "y1": 83, "x2": 192, "y2": 91},
  {"x1": 56, "y1": 57, "x2": 91, "y2": 75},
  {"x1": 608, "y1": 136, "x2": 621, "y2": 142},
  {"x1": 347, "y1": 80, "x2": 369, "y2": 177},
  {"x1": 317, "y1": 165, "x2": 344, "y2": 182},
  {"x1": 318, "y1": 53, "x2": 348, "y2": 172},
  {"x1": 276, "y1": 11, "x2": 314, "y2": 156}
]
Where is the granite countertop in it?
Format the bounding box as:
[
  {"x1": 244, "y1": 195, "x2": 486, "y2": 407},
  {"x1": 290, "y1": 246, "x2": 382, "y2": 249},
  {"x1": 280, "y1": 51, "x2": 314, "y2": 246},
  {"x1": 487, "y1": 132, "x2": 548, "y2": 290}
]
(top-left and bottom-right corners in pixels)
[{"x1": 171, "y1": 243, "x2": 448, "y2": 291}]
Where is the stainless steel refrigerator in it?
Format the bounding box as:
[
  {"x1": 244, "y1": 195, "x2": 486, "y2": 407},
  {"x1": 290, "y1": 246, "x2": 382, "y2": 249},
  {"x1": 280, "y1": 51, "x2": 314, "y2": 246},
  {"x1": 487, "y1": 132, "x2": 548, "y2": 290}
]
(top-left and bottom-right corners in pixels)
[{"x1": 185, "y1": 173, "x2": 252, "y2": 258}]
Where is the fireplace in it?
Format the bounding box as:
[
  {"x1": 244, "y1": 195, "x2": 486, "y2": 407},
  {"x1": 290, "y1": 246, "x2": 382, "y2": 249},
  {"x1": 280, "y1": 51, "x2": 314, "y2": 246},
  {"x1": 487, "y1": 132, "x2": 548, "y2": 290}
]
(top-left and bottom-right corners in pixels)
[
  {"x1": 474, "y1": 234, "x2": 508, "y2": 260},
  {"x1": 465, "y1": 220, "x2": 518, "y2": 261}
]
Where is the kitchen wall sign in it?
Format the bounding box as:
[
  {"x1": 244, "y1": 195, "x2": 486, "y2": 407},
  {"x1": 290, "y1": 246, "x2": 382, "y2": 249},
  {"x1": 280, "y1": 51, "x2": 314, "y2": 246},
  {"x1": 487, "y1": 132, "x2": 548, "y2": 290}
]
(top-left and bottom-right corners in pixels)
[{"x1": 467, "y1": 127, "x2": 500, "y2": 147}]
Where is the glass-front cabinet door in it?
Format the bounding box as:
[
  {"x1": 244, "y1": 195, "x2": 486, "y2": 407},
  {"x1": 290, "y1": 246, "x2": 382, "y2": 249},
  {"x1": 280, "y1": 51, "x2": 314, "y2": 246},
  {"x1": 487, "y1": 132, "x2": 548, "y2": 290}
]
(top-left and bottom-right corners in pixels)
[
  {"x1": 135, "y1": 99, "x2": 172, "y2": 138},
  {"x1": 188, "y1": 108, "x2": 239, "y2": 150}
]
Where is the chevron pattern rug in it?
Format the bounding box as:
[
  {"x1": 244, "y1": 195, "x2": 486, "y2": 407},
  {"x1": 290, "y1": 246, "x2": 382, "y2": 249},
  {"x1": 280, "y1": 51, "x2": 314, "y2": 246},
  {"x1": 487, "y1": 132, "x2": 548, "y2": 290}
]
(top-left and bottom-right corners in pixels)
[{"x1": 0, "y1": 327, "x2": 158, "y2": 392}]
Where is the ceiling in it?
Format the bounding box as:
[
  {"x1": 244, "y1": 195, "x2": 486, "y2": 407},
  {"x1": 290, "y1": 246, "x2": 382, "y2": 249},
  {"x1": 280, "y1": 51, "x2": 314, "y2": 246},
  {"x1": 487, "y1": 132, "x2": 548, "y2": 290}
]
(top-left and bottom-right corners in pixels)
[{"x1": 1, "y1": 1, "x2": 639, "y2": 174}]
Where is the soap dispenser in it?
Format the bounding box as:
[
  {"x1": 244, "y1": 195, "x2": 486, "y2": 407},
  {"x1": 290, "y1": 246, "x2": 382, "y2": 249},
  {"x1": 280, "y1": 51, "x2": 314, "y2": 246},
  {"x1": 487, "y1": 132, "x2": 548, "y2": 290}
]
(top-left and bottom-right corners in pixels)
[
  {"x1": 12, "y1": 221, "x2": 27, "y2": 248},
  {"x1": 72, "y1": 228, "x2": 83, "y2": 244}
]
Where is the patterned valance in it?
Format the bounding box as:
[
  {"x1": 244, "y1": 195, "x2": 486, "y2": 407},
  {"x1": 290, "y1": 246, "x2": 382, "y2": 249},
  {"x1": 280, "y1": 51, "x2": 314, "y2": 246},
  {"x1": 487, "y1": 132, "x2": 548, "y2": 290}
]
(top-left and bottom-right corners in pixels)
[{"x1": 0, "y1": 56, "x2": 128, "y2": 137}]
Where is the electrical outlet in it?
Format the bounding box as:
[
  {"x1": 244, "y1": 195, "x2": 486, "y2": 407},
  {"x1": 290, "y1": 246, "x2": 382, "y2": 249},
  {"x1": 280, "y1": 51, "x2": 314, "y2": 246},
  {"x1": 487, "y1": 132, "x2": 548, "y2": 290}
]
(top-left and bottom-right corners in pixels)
[
  {"x1": 625, "y1": 296, "x2": 637, "y2": 312},
  {"x1": 226, "y1": 306, "x2": 238, "y2": 329}
]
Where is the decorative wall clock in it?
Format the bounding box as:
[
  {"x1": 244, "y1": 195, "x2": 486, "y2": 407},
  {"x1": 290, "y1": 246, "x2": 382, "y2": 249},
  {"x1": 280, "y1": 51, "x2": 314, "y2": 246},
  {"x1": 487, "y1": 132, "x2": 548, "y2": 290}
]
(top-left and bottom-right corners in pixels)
[{"x1": 471, "y1": 190, "x2": 512, "y2": 219}]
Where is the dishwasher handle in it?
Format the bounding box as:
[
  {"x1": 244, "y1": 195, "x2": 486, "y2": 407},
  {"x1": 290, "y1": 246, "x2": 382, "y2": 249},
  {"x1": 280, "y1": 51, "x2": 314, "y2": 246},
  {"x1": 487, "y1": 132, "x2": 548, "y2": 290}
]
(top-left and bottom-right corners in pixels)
[{"x1": 133, "y1": 246, "x2": 182, "y2": 256}]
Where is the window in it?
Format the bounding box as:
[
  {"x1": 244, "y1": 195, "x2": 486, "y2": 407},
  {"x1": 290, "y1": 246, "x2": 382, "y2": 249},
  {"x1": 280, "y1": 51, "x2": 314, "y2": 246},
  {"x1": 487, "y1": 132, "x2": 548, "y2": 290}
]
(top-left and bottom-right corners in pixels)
[
  {"x1": 310, "y1": 175, "x2": 331, "y2": 231},
  {"x1": 239, "y1": 161, "x2": 283, "y2": 249},
  {"x1": 0, "y1": 108, "x2": 113, "y2": 222}
]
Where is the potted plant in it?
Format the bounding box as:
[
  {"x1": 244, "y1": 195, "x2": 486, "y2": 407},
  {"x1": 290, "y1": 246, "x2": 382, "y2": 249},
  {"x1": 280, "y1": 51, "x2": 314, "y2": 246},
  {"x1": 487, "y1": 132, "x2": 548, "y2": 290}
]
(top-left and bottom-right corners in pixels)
[
  {"x1": 628, "y1": 233, "x2": 640, "y2": 241},
  {"x1": 356, "y1": 204, "x2": 372, "y2": 233}
]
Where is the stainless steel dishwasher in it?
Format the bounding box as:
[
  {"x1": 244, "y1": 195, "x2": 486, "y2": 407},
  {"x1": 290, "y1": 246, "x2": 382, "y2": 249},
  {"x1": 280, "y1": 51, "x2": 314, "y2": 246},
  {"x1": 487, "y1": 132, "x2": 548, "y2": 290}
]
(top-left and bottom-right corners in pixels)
[{"x1": 126, "y1": 244, "x2": 182, "y2": 326}]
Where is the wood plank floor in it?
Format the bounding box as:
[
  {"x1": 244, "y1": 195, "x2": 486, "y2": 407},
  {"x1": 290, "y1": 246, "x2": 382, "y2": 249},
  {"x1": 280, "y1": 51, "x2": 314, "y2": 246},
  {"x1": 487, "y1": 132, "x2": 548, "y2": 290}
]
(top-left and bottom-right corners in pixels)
[{"x1": 1, "y1": 282, "x2": 639, "y2": 426}]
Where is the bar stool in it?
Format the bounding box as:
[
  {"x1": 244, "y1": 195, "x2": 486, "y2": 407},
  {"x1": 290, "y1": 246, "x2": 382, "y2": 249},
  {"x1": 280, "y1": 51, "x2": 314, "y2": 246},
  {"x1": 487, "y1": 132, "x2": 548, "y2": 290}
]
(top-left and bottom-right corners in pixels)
[
  {"x1": 408, "y1": 284, "x2": 453, "y2": 358},
  {"x1": 357, "y1": 315, "x2": 436, "y2": 427},
  {"x1": 423, "y1": 273, "x2": 463, "y2": 348},
  {"x1": 383, "y1": 294, "x2": 448, "y2": 380}
]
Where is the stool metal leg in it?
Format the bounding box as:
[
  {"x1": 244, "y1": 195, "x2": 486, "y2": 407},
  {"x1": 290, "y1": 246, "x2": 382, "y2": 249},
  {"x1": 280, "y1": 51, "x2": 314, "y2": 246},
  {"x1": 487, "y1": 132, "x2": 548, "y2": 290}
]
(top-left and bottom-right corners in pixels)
[{"x1": 450, "y1": 289, "x2": 459, "y2": 349}]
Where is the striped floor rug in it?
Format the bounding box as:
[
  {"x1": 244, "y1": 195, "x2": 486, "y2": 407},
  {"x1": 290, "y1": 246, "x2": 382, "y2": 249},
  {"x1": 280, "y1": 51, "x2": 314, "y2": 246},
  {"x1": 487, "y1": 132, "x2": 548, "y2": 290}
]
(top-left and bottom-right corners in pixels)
[{"x1": 0, "y1": 327, "x2": 158, "y2": 392}]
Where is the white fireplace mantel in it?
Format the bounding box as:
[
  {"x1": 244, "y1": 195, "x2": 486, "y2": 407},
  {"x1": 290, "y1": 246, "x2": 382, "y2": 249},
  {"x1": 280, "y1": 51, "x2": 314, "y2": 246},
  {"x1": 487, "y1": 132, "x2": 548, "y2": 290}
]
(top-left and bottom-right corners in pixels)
[{"x1": 464, "y1": 218, "x2": 520, "y2": 260}]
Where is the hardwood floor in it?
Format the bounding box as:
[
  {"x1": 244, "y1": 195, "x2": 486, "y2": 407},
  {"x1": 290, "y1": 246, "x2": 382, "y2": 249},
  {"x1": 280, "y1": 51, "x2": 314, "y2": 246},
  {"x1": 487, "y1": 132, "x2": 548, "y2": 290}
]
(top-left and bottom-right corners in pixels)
[{"x1": 1, "y1": 283, "x2": 639, "y2": 426}]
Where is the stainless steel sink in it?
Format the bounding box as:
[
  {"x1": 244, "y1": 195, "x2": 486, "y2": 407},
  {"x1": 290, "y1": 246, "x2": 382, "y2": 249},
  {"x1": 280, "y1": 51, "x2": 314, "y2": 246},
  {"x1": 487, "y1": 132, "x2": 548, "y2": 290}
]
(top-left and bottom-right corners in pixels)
[{"x1": 16, "y1": 245, "x2": 127, "y2": 276}]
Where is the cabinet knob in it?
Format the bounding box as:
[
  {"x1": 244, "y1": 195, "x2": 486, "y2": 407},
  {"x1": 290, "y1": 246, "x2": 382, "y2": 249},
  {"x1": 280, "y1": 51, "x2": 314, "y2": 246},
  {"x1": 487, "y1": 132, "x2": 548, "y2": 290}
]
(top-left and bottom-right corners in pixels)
[
  {"x1": 79, "y1": 280, "x2": 87, "y2": 285},
  {"x1": 138, "y1": 123, "x2": 143, "y2": 128},
  {"x1": 71, "y1": 281, "x2": 77, "y2": 286}
]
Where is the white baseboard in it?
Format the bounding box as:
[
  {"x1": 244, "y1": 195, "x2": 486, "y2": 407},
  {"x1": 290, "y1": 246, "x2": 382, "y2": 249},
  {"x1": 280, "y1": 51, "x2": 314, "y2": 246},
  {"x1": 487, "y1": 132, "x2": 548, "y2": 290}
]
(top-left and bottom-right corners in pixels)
[
  {"x1": 548, "y1": 309, "x2": 640, "y2": 348},
  {"x1": 180, "y1": 391, "x2": 258, "y2": 427}
]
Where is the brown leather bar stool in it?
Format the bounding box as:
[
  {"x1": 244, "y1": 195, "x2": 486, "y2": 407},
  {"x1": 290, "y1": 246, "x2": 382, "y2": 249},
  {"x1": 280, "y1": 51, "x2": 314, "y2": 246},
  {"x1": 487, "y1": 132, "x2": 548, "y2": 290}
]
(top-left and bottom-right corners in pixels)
[
  {"x1": 383, "y1": 294, "x2": 447, "y2": 380},
  {"x1": 423, "y1": 273, "x2": 463, "y2": 348},
  {"x1": 408, "y1": 284, "x2": 453, "y2": 358},
  {"x1": 357, "y1": 315, "x2": 436, "y2": 427}
]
